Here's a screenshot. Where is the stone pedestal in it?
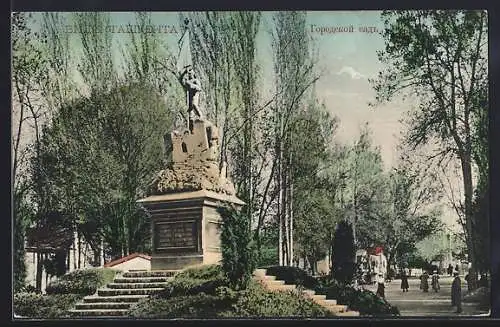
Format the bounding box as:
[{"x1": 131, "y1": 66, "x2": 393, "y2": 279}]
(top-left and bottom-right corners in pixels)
[
  {"x1": 138, "y1": 190, "x2": 243, "y2": 270},
  {"x1": 137, "y1": 119, "x2": 243, "y2": 271}
]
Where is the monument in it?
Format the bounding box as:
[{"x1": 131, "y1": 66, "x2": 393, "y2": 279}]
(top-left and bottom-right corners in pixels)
[{"x1": 137, "y1": 20, "x2": 244, "y2": 270}]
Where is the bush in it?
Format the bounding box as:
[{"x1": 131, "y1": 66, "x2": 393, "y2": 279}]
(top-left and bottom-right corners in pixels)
[
  {"x1": 174, "y1": 264, "x2": 223, "y2": 281},
  {"x1": 45, "y1": 268, "x2": 119, "y2": 296},
  {"x1": 315, "y1": 279, "x2": 399, "y2": 317},
  {"x1": 228, "y1": 281, "x2": 333, "y2": 318},
  {"x1": 14, "y1": 292, "x2": 83, "y2": 319},
  {"x1": 218, "y1": 206, "x2": 256, "y2": 290},
  {"x1": 130, "y1": 280, "x2": 332, "y2": 318},
  {"x1": 130, "y1": 293, "x2": 234, "y2": 318},
  {"x1": 263, "y1": 266, "x2": 319, "y2": 290},
  {"x1": 20, "y1": 285, "x2": 40, "y2": 294},
  {"x1": 332, "y1": 220, "x2": 356, "y2": 285},
  {"x1": 155, "y1": 276, "x2": 228, "y2": 298}
]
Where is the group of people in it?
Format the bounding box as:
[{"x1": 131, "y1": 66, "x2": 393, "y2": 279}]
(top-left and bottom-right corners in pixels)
[
  {"x1": 397, "y1": 267, "x2": 463, "y2": 313},
  {"x1": 370, "y1": 266, "x2": 464, "y2": 314},
  {"x1": 418, "y1": 270, "x2": 441, "y2": 293}
]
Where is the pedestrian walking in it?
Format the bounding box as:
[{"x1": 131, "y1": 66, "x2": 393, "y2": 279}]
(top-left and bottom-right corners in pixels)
[
  {"x1": 451, "y1": 271, "x2": 462, "y2": 313},
  {"x1": 447, "y1": 264, "x2": 453, "y2": 276},
  {"x1": 401, "y1": 268, "x2": 409, "y2": 292},
  {"x1": 431, "y1": 270, "x2": 440, "y2": 292},
  {"x1": 376, "y1": 273, "x2": 385, "y2": 298},
  {"x1": 420, "y1": 271, "x2": 429, "y2": 292}
]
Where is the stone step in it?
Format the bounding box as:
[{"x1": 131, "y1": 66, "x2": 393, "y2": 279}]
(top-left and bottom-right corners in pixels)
[
  {"x1": 253, "y1": 269, "x2": 267, "y2": 277},
  {"x1": 254, "y1": 275, "x2": 276, "y2": 281},
  {"x1": 336, "y1": 310, "x2": 360, "y2": 317},
  {"x1": 114, "y1": 277, "x2": 171, "y2": 283},
  {"x1": 301, "y1": 289, "x2": 316, "y2": 298},
  {"x1": 107, "y1": 282, "x2": 170, "y2": 289},
  {"x1": 98, "y1": 288, "x2": 164, "y2": 296},
  {"x1": 270, "y1": 284, "x2": 297, "y2": 292},
  {"x1": 326, "y1": 304, "x2": 348, "y2": 313},
  {"x1": 122, "y1": 270, "x2": 179, "y2": 278},
  {"x1": 83, "y1": 295, "x2": 149, "y2": 303},
  {"x1": 75, "y1": 302, "x2": 132, "y2": 310},
  {"x1": 68, "y1": 309, "x2": 129, "y2": 317},
  {"x1": 321, "y1": 299, "x2": 338, "y2": 306},
  {"x1": 302, "y1": 289, "x2": 316, "y2": 297},
  {"x1": 310, "y1": 294, "x2": 327, "y2": 301},
  {"x1": 263, "y1": 280, "x2": 285, "y2": 286}
]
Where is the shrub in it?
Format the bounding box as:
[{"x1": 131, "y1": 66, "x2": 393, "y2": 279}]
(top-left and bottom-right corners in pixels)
[
  {"x1": 20, "y1": 285, "x2": 40, "y2": 294},
  {"x1": 229, "y1": 281, "x2": 333, "y2": 318},
  {"x1": 129, "y1": 293, "x2": 234, "y2": 318},
  {"x1": 45, "y1": 268, "x2": 119, "y2": 295},
  {"x1": 174, "y1": 264, "x2": 223, "y2": 280},
  {"x1": 129, "y1": 293, "x2": 232, "y2": 319},
  {"x1": 332, "y1": 220, "x2": 356, "y2": 285},
  {"x1": 263, "y1": 266, "x2": 318, "y2": 289},
  {"x1": 14, "y1": 292, "x2": 83, "y2": 319},
  {"x1": 218, "y1": 206, "x2": 256, "y2": 290},
  {"x1": 130, "y1": 280, "x2": 332, "y2": 318},
  {"x1": 315, "y1": 279, "x2": 399, "y2": 317},
  {"x1": 155, "y1": 276, "x2": 228, "y2": 298}
]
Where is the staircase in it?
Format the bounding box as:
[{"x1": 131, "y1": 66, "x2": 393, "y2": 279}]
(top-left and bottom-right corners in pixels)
[
  {"x1": 68, "y1": 270, "x2": 179, "y2": 318},
  {"x1": 253, "y1": 269, "x2": 360, "y2": 317}
]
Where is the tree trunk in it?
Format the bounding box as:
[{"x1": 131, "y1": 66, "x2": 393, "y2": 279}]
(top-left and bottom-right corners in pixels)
[
  {"x1": 77, "y1": 232, "x2": 81, "y2": 269},
  {"x1": 36, "y1": 252, "x2": 42, "y2": 292},
  {"x1": 283, "y1": 164, "x2": 289, "y2": 266},
  {"x1": 278, "y1": 128, "x2": 283, "y2": 266},
  {"x1": 460, "y1": 153, "x2": 477, "y2": 290},
  {"x1": 289, "y1": 168, "x2": 294, "y2": 266}
]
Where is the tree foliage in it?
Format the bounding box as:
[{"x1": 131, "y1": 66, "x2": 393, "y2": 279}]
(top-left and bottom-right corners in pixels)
[
  {"x1": 332, "y1": 220, "x2": 356, "y2": 285},
  {"x1": 36, "y1": 82, "x2": 172, "y2": 259},
  {"x1": 219, "y1": 205, "x2": 256, "y2": 290},
  {"x1": 371, "y1": 10, "x2": 488, "y2": 284}
]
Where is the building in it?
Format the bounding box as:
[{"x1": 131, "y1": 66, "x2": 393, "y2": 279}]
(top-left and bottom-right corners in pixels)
[{"x1": 24, "y1": 223, "x2": 95, "y2": 293}]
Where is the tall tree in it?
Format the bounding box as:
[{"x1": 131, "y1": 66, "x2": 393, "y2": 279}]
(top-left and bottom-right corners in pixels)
[
  {"x1": 371, "y1": 10, "x2": 488, "y2": 287},
  {"x1": 37, "y1": 81, "x2": 171, "y2": 261},
  {"x1": 40, "y1": 12, "x2": 76, "y2": 109},
  {"x1": 229, "y1": 12, "x2": 262, "y2": 228},
  {"x1": 291, "y1": 99, "x2": 339, "y2": 273},
  {"x1": 12, "y1": 12, "x2": 49, "y2": 290},
  {"x1": 343, "y1": 125, "x2": 386, "y2": 249},
  {"x1": 271, "y1": 11, "x2": 319, "y2": 266},
  {"x1": 332, "y1": 220, "x2": 356, "y2": 285},
  {"x1": 73, "y1": 12, "x2": 116, "y2": 95}
]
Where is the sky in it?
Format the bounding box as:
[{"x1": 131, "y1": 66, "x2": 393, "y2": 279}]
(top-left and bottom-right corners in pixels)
[
  {"x1": 27, "y1": 11, "x2": 405, "y2": 166},
  {"x1": 22, "y1": 11, "x2": 461, "y2": 230}
]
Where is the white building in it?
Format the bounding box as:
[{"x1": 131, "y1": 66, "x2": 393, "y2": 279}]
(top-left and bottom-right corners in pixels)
[{"x1": 24, "y1": 224, "x2": 95, "y2": 293}]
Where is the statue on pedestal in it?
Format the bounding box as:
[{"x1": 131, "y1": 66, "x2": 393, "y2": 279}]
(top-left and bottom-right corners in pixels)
[
  {"x1": 179, "y1": 67, "x2": 203, "y2": 131},
  {"x1": 176, "y1": 19, "x2": 203, "y2": 133}
]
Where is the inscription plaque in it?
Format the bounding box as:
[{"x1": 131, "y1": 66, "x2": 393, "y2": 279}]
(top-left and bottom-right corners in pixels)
[{"x1": 155, "y1": 220, "x2": 197, "y2": 251}]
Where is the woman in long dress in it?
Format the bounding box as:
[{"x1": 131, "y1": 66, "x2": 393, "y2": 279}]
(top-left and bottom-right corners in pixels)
[
  {"x1": 451, "y1": 271, "x2": 462, "y2": 313},
  {"x1": 431, "y1": 270, "x2": 440, "y2": 292},
  {"x1": 420, "y1": 271, "x2": 429, "y2": 292},
  {"x1": 401, "y1": 268, "x2": 409, "y2": 292},
  {"x1": 376, "y1": 273, "x2": 385, "y2": 298}
]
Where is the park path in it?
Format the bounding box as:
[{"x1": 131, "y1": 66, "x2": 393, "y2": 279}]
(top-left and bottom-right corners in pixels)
[{"x1": 364, "y1": 275, "x2": 489, "y2": 317}]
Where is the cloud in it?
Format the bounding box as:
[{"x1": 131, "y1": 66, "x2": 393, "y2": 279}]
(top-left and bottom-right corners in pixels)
[{"x1": 336, "y1": 66, "x2": 366, "y2": 80}]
